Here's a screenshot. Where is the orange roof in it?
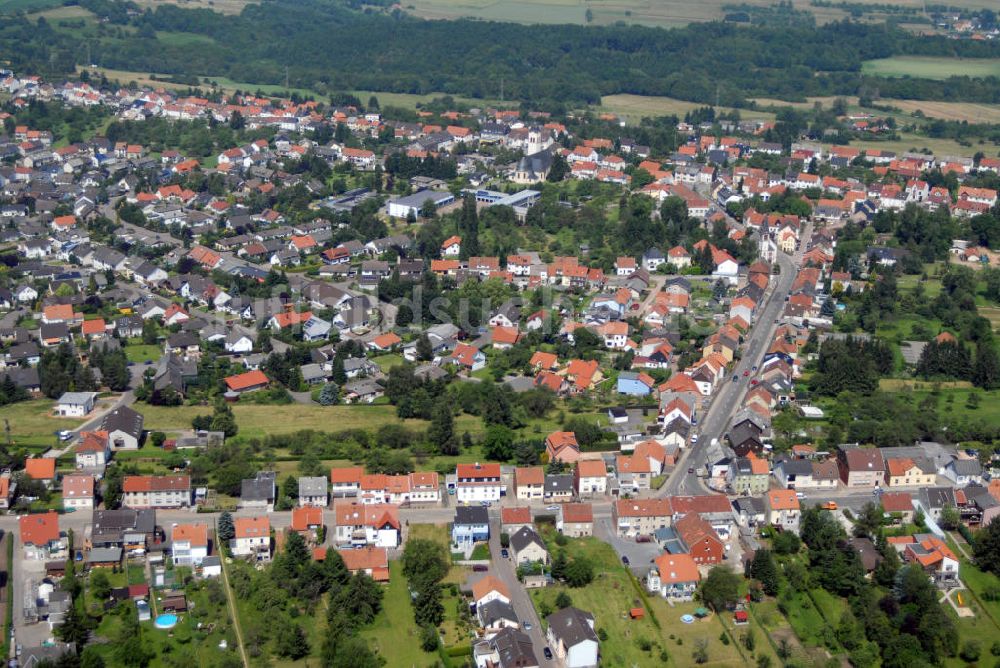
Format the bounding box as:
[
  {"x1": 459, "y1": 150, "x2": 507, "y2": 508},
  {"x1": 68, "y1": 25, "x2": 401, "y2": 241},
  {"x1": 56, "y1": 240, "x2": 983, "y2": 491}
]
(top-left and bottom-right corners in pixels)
[
  {"x1": 372, "y1": 332, "x2": 401, "y2": 349},
  {"x1": 768, "y1": 489, "x2": 799, "y2": 511},
  {"x1": 655, "y1": 552, "x2": 701, "y2": 584},
  {"x1": 339, "y1": 546, "x2": 389, "y2": 581},
  {"x1": 334, "y1": 503, "x2": 400, "y2": 530},
  {"x1": 880, "y1": 492, "x2": 913, "y2": 513},
  {"x1": 234, "y1": 515, "x2": 270, "y2": 539},
  {"x1": 76, "y1": 431, "x2": 108, "y2": 453},
  {"x1": 491, "y1": 326, "x2": 522, "y2": 346},
  {"x1": 20, "y1": 511, "x2": 59, "y2": 546},
  {"x1": 886, "y1": 458, "x2": 916, "y2": 477},
  {"x1": 530, "y1": 351, "x2": 558, "y2": 370},
  {"x1": 24, "y1": 458, "x2": 56, "y2": 480},
  {"x1": 457, "y1": 462, "x2": 501, "y2": 478},
  {"x1": 576, "y1": 460, "x2": 606, "y2": 478},
  {"x1": 270, "y1": 310, "x2": 313, "y2": 329},
  {"x1": 43, "y1": 304, "x2": 75, "y2": 322},
  {"x1": 330, "y1": 466, "x2": 364, "y2": 484},
  {"x1": 52, "y1": 215, "x2": 77, "y2": 228},
  {"x1": 472, "y1": 575, "x2": 509, "y2": 603},
  {"x1": 172, "y1": 523, "x2": 208, "y2": 547},
  {"x1": 515, "y1": 466, "x2": 544, "y2": 486},
  {"x1": 546, "y1": 431, "x2": 578, "y2": 450},
  {"x1": 441, "y1": 235, "x2": 462, "y2": 249},
  {"x1": 614, "y1": 498, "x2": 673, "y2": 518},
  {"x1": 224, "y1": 370, "x2": 270, "y2": 391},
  {"x1": 81, "y1": 319, "x2": 106, "y2": 335},
  {"x1": 561, "y1": 502, "x2": 593, "y2": 524},
  {"x1": 122, "y1": 475, "x2": 190, "y2": 492},
  {"x1": 291, "y1": 506, "x2": 323, "y2": 532},
  {"x1": 501, "y1": 506, "x2": 532, "y2": 525}
]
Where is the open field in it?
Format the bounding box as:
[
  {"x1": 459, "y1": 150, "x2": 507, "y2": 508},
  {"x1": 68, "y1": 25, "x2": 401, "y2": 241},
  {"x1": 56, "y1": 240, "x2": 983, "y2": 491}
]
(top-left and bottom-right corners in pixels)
[
  {"x1": 132, "y1": 0, "x2": 255, "y2": 14},
  {"x1": 405, "y1": 0, "x2": 852, "y2": 27},
  {"x1": 0, "y1": 0, "x2": 62, "y2": 13},
  {"x1": 600, "y1": 94, "x2": 774, "y2": 122},
  {"x1": 754, "y1": 95, "x2": 1000, "y2": 124},
  {"x1": 863, "y1": 56, "x2": 1000, "y2": 80},
  {"x1": 26, "y1": 4, "x2": 92, "y2": 18},
  {"x1": 3, "y1": 400, "x2": 86, "y2": 450}
]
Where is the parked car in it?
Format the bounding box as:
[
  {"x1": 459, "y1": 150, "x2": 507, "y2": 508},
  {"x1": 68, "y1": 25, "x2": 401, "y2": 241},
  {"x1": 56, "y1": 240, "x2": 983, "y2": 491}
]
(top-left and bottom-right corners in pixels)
[
  {"x1": 524, "y1": 622, "x2": 532, "y2": 631},
  {"x1": 621, "y1": 555, "x2": 630, "y2": 564},
  {"x1": 472, "y1": 564, "x2": 488, "y2": 572},
  {"x1": 821, "y1": 501, "x2": 838, "y2": 510},
  {"x1": 544, "y1": 647, "x2": 553, "y2": 660},
  {"x1": 501, "y1": 548, "x2": 509, "y2": 559}
]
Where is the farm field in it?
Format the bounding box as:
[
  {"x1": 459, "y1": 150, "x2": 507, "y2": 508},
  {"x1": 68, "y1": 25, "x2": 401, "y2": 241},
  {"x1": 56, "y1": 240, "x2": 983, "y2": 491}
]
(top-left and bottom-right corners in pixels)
[
  {"x1": 131, "y1": 0, "x2": 255, "y2": 14},
  {"x1": 405, "y1": 0, "x2": 854, "y2": 27},
  {"x1": 862, "y1": 56, "x2": 1000, "y2": 80},
  {"x1": 600, "y1": 94, "x2": 774, "y2": 122},
  {"x1": 754, "y1": 95, "x2": 1000, "y2": 125}
]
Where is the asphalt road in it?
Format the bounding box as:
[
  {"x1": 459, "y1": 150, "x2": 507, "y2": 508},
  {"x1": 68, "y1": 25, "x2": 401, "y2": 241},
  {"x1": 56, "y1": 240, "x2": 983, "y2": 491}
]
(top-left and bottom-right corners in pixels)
[{"x1": 661, "y1": 238, "x2": 806, "y2": 497}]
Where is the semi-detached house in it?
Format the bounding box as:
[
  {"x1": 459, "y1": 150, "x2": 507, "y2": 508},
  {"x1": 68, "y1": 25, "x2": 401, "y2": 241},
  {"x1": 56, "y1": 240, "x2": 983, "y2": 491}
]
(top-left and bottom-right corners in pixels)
[
  {"x1": 613, "y1": 499, "x2": 673, "y2": 538},
  {"x1": 121, "y1": 475, "x2": 191, "y2": 509},
  {"x1": 455, "y1": 462, "x2": 502, "y2": 504}
]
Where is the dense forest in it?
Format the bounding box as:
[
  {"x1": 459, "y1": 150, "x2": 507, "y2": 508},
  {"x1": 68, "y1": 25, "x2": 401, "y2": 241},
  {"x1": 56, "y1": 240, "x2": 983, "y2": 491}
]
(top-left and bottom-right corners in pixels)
[{"x1": 3, "y1": 0, "x2": 1000, "y2": 108}]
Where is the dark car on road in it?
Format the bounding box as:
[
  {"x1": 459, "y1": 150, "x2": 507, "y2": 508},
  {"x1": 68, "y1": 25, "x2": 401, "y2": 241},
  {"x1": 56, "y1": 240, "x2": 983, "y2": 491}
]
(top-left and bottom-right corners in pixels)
[
  {"x1": 621, "y1": 555, "x2": 630, "y2": 565},
  {"x1": 544, "y1": 648, "x2": 553, "y2": 660}
]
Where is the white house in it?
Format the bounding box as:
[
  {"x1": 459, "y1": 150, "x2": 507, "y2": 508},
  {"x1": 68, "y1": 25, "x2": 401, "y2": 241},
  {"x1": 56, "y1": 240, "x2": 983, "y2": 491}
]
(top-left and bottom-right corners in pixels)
[
  {"x1": 455, "y1": 462, "x2": 503, "y2": 504},
  {"x1": 171, "y1": 523, "x2": 209, "y2": 567},
  {"x1": 55, "y1": 391, "x2": 97, "y2": 417},
  {"x1": 230, "y1": 516, "x2": 271, "y2": 561},
  {"x1": 61, "y1": 474, "x2": 95, "y2": 511},
  {"x1": 546, "y1": 607, "x2": 599, "y2": 668}
]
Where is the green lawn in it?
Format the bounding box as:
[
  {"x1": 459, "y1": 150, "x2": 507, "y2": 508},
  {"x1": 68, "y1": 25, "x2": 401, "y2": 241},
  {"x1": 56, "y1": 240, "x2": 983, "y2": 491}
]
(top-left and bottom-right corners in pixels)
[
  {"x1": 531, "y1": 536, "x2": 746, "y2": 667},
  {"x1": 862, "y1": 56, "x2": 1000, "y2": 80},
  {"x1": 124, "y1": 344, "x2": 162, "y2": 364},
  {"x1": 371, "y1": 353, "x2": 405, "y2": 372},
  {"x1": 2, "y1": 399, "x2": 85, "y2": 450},
  {"x1": 361, "y1": 561, "x2": 439, "y2": 666},
  {"x1": 891, "y1": 387, "x2": 1000, "y2": 429}
]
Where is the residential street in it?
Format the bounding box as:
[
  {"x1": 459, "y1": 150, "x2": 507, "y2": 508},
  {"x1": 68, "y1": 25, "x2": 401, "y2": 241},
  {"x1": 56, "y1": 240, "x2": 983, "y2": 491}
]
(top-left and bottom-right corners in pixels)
[
  {"x1": 661, "y1": 239, "x2": 806, "y2": 497},
  {"x1": 486, "y1": 513, "x2": 555, "y2": 666}
]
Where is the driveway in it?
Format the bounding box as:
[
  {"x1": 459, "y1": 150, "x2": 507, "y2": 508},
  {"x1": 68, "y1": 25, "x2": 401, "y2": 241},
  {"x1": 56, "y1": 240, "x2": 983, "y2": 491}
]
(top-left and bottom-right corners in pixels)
[
  {"x1": 594, "y1": 518, "x2": 661, "y2": 578},
  {"x1": 487, "y1": 514, "x2": 555, "y2": 667}
]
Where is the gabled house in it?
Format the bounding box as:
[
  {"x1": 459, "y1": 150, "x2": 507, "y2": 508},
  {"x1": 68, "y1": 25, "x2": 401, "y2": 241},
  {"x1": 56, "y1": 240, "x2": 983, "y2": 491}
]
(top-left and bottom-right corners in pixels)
[
  {"x1": 231, "y1": 516, "x2": 271, "y2": 561},
  {"x1": 557, "y1": 503, "x2": 594, "y2": 538},
  {"x1": 20, "y1": 511, "x2": 66, "y2": 560},
  {"x1": 546, "y1": 607, "x2": 599, "y2": 668},
  {"x1": 514, "y1": 466, "x2": 544, "y2": 500},
  {"x1": 509, "y1": 526, "x2": 548, "y2": 565},
  {"x1": 838, "y1": 445, "x2": 886, "y2": 488},
  {"x1": 452, "y1": 506, "x2": 489, "y2": 551},
  {"x1": 171, "y1": 523, "x2": 209, "y2": 566},
  {"x1": 545, "y1": 431, "x2": 580, "y2": 464},
  {"x1": 766, "y1": 489, "x2": 801, "y2": 534},
  {"x1": 646, "y1": 552, "x2": 700, "y2": 601},
  {"x1": 674, "y1": 512, "x2": 724, "y2": 565},
  {"x1": 334, "y1": 502, "x2": 400, "y2": 548}
]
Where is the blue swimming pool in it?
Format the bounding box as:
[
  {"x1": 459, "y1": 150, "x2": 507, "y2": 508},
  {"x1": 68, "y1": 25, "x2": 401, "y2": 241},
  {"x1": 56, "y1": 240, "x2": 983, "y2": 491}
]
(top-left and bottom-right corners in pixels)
[{"x1": 154, "y1": 613, "x2": 178, "y2": 629}]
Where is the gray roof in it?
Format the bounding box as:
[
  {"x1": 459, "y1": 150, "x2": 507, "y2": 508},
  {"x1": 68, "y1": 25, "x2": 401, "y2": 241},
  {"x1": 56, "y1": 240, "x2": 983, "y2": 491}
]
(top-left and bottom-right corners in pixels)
[
  {"x1": 776, "y1": 458, "x2": 812, "y2": 476},
  {"x1": 56, "y1": 391, "x2": 97, "y2": 405},
  {"x1": 241, "y1": 471, "x2": 276, "y2": 501},
  {"x1": 509, "y1": 526, "x2": 545, "y2": 554},
  {"x1": 491, "y1": 627, "x2": 538, "y2": 667},
  {"x1": 478, "y1": 598, "x2": 519, "y2": 627},
  {"x1": 298, "y1": 476, "x2": 328, "y2": 498},
  {"x1": 100, "y1": 405, "x2": 144, "y2": 438},
  {"x1": 87, "y1": 547, "x2": 123, "y2": 563},
  {"x1": 455, "y1": 506, "x2": 489, "y2": 526},
  {"x1": 546, "y1": 606, "x2": 598, "y2": 647},
  {"x1": 949, "y1": 458, "x2": 982, "y2": 475},
  {"x1": 544, "y1": 474, "x2": 574, "y2": 494}
]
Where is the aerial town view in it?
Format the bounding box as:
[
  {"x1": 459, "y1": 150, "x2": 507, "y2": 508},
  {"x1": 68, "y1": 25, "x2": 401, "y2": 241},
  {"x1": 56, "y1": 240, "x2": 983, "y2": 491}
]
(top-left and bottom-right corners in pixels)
[{"x1": 1, "y1": 0, "x2": 1000, "y2": 666}]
